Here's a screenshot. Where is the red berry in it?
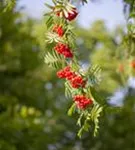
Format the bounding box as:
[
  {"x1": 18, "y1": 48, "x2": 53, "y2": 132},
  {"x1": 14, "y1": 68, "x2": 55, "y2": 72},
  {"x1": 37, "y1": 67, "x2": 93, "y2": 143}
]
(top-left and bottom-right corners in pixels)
[
  {"x1": 64, "y1": 66, "x2": 71, "y2": 72},
  {"x1": 56, "y1": 11, "x2": 60, "y2": 16},
  {"x1": 54, "y1": 43, "x2": 73, "y2": 58},
  {"x1": 57, "y1": 66, "x2": 86, "y2": 89},
  {"x1": 54, "y1": 8, "x2": 78, "y2": 21},
  {"x1": 65, "y1": 71, "x2": 76, "y2": 80},
  {"x1": 65, "y1": 8, "x2": 78, "y2": 21},
  {"x1": 73, "y1": 95, "x2": 93, "y2": 109},
  {"x1": 63, "y1": 51, "x2": 73, "y2": 58},
  {"x1": 57, "y1": 70, "x2": 66, "y2": 78},
  {"x1": 54, "y1": 9, "x2": 63, "y2": 17},
  {"x1": 70, "y1": 75, "x2": 86, "y2": 88},
  {"x1": 53, "y1": 25, "x2": 64, "y2": 37},
  {"x1": 57, "y1": 66, "x2": 72, "y2": 79}
]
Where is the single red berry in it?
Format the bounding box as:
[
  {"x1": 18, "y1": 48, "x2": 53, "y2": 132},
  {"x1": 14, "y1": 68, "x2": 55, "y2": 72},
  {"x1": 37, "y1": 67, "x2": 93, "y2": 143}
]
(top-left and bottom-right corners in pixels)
[
  {"x1": 64, "y1": 66, "x2": 71, "y2": 72},
  {"x1": 56, "y1": 11, "x2": 60, "y2": 16}
]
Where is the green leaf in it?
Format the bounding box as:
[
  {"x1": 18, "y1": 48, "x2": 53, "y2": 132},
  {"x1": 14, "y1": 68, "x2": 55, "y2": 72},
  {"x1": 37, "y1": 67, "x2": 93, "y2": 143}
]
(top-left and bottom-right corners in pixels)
[
  {"x1": 65, "y1": 81, "x2": 73, "y2": 98},
  {"x1": 44, "y1": 51, "x2": 63, "y2": 69},
  {"x1": 77, "y1": 114, "x2": 91, "y2": 138},
  {"x1": 67, "y1": 103, "x2": 76, "y2": 116},
  {"x1": 128, "y1": 12, "x2": 135, "y2": 20},
  {"x1": 3, "y1": 0, "x2": 16, "y2": 12},
  {"x1": 77, "y1": 113, "x2": 84, "y2": 127},
  {"x1": 90, "y1": 87, "x2": 106, "y2": 105},
  {"x1": 83, "y1": 121, "x2": 90, "y2": 132},
  {"x1": 44, "y1": 3, "x2": 54, "y2": 9},
  {"x1": 71, "y1": 59, "x2": 80, "y2": 72},
  {"x1": 91, "y1": 104, "x2": 103, "y2": 137},
  {"x1": 46, "y1": 16, "x2": 54, "y2": 29},
  {"x1": 87, "y1": 65, "x2": 102, "y2": 86},
  {"x1": 52, "y1": 0, "x2": 57, "y2": 5},
  {"x1": 46, "y1": 32, "x2": 63, "y2": 43},
  {"x1": 77, "y1": 128, "x2": 84, "y2": 138}
]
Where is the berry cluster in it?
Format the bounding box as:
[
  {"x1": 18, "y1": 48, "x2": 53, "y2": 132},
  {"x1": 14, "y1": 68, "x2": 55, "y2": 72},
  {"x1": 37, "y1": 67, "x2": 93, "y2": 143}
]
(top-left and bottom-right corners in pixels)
[
  {"x1": 54, "y1": 43, "x2": 73, "y2": 58},
  {"x1": 118, "y1": 60, "x2": 135, "y2": 73},
  {"x1": 57, "y1": 66, "x2": 86, "y2": 89},
  {"x1": 70, "y1": 75, "x2": 86, "y2": 88},
  {"x1": 57, "y1": 66, "x2": 74, "y2": 79},
  {"x1": 73, "y1": 95, "x2": 93, "y2": 109},
  {"x1": 53, "y1": 25, "x2": 64, "y2": 37},
  {"x1": 45, "y1": 0, "x2": 103, "y2": 137},
  {"x1": 65, "y1": 8, "x2": 78, "y2": 21},
  {"x1": 55, "y1": 7, "x2": 78, "y2": 21},
  {"x1": 131, "y1": 60, "x2": 135, "y2": 69}
]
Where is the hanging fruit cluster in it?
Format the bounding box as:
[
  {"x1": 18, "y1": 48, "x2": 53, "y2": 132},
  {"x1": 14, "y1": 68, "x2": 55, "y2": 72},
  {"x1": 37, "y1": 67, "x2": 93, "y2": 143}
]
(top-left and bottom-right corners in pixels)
[
  {"x1": 44, "y1": 0, "x2": 103, "y2": 138},
  {"x1": 3, "y1": 0, "x2": 135, "y2": 139}
]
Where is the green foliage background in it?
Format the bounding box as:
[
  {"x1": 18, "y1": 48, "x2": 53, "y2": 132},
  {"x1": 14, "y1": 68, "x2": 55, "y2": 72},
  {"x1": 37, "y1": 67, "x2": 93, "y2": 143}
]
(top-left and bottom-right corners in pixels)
[{"x1": 0, "y1": 0, "x2": 135, "y2": 149}]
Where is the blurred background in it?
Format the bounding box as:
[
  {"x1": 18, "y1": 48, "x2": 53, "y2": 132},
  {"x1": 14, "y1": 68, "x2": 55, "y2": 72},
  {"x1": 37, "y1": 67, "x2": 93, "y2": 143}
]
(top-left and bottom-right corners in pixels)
[{"x1": 0, "y1": 0, "x2": 135, "y2": 150}]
